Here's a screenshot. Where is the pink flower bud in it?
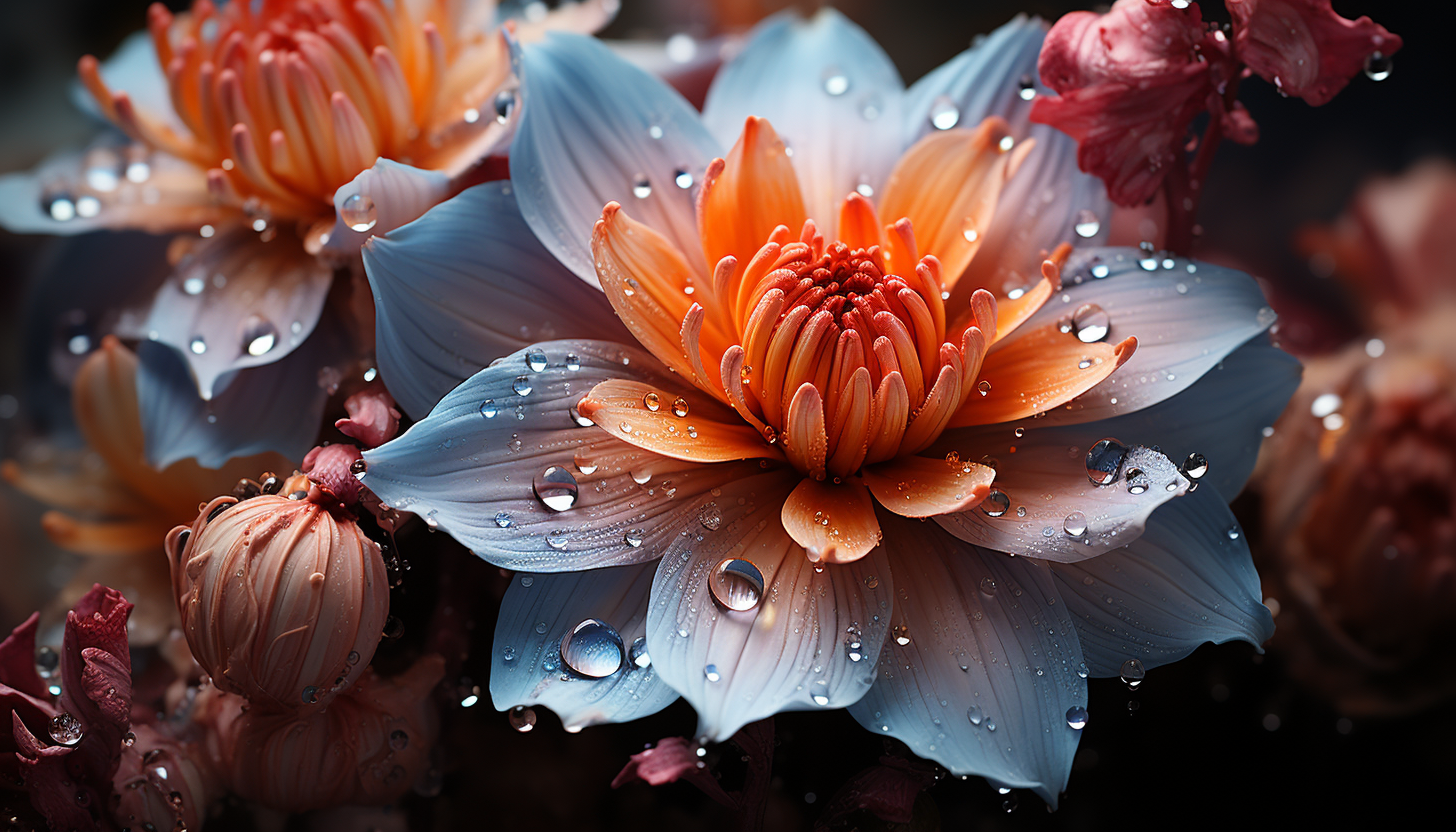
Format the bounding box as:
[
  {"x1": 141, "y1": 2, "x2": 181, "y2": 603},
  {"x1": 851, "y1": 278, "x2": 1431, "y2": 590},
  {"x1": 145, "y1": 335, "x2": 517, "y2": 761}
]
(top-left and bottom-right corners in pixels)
[
  {"x1": 193, "y1": 656, "x2": 444, "y2": 812},
  {"x1": 165, "y1": 493, "x2": 390, "y2": 712},
  {"x1": 111, "y1": 725, "x2": 214, "y2": 832}
]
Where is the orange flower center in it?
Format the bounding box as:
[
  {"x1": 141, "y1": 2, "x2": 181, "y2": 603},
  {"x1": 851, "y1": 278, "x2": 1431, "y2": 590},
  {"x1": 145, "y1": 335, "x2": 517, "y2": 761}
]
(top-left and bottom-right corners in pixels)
[{"x1": 79, "y1": 0, "x2": 508, "y2": 220}]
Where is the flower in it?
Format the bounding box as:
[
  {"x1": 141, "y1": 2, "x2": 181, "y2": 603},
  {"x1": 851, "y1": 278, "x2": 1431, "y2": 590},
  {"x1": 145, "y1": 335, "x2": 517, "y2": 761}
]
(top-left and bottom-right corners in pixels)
[
  {"x1": 165, "y1": 488, "x2": 389, "y2": 711},
  {"x1": 1, "y1": 336, "x2": 287, "y2": 644},
  {"x1": 191, "y1": 654, "x2": 444, "y2": 812},
  {"x1": 111, "y1": 724, "x2": 216, "y2": 832},
  {"x1": 0, "y1": 0, "x2": 617, "y2": 469},
  {"x1": 1227, "y1": 0, "x2": 1402, "y2": 106},
  {"x1": 356, "y1": 11, "x2": 1295, "y2": 803}
]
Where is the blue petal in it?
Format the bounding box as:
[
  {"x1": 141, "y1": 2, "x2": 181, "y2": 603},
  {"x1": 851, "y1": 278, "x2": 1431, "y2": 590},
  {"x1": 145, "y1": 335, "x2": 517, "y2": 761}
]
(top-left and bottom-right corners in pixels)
[
  {"x1": 1031, "y1": 248, "x2": 1277, "y2": 425},
  {"x1": 700, "y1": 9, "x2": 905, "y2": 233},
  {"x1": 647, "y1": 478, "x2": 894, "y2": 741},
  {"x1": 848, "y1": 513, "x2": 1086, "y2": 808},
  {"x1": 135, "y1": 314, "x2": 343, "y2": 468},
  {"x1": 512, "y1": 33, "x2": 720, "y2": 284},
  {"x1": 359, "y1": 340, "x2": 771, "y2": 571},
  {"x1": 904, "y1": 15, "x2": 1109, "y2": 301},
  {"x1": 364, "y1": 181, "x2": 631, "y2": 419},
  {"x1": 491, "y1": 563, "x2": 677, "y2": 729},
  {"x1": 1066, "y1": 338, "x2": 1301, "y2": 498},
  {"x1": 1050, "y1": 484, "x2": 1275, "y2": 677}
]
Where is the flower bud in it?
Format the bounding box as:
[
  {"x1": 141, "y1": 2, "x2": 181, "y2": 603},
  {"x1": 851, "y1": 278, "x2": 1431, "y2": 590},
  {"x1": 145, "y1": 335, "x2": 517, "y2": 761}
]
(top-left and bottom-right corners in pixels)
[
  {"x1": 193, "y1": 656, "x2": 444, "y2": 812},
  {"x1": 111, "y1": 725, "x2": 214, "y2": 832},
  {"x1": 165, "y1": 492, "x2": 390, "y2": 712}
]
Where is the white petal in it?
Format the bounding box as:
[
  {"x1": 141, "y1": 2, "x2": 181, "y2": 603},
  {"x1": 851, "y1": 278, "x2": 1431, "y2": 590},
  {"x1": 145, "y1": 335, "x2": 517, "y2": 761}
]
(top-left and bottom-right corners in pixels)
[{"x1": 323, "y1": 159, "x2": 451, "y2": 253}]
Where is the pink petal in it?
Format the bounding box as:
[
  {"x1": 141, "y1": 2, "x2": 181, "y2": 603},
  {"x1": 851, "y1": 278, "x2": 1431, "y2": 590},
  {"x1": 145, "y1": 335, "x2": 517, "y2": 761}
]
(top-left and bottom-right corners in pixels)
[{"x1": 1228, "y1": 0, "x2": 1402, "y2": 106}]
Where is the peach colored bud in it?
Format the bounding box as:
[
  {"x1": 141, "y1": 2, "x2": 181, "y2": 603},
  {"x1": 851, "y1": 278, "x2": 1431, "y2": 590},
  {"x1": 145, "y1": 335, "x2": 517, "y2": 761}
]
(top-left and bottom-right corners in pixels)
[
  {"x1": 165, "y1": 493, "x2": 390, "y2": 712},
  {"x1": 111, "y1": 725, "x2": 214, "y2": 832},
  {"x1": 194, "y1": 656, "x2": 444, "y2": 812}
]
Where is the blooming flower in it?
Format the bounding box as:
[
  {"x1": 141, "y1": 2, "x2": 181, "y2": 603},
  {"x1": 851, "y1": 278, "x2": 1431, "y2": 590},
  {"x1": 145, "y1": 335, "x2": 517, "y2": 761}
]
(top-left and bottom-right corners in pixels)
[
  {"x1": 353, "y1": 10, "x2": 1295, "y2": 803},
  {"x1": 0, "y1": 0, "x2": 616, "y2": 467}
]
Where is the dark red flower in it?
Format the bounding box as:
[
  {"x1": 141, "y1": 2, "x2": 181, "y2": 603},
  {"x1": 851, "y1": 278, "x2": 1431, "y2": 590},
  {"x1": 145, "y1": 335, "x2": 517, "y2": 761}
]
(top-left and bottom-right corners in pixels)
[
  {"x1": 1031, "y1": 0, "x2": 1232, "y2": 205},
  {"x1": 1228, "y1": 0, "x2": 1402, "y2": 106}
]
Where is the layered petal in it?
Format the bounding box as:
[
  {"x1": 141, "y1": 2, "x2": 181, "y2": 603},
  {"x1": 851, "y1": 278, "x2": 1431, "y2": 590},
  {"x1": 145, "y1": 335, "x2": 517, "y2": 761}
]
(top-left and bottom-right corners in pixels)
[
  {"x1": 781, "y1": 478, "x2": 883, "y2": 564},
  {"x1": 931, "y1": 434, "x2": 1187, "y2": 562},
  {"x1": 491, "y1": 564, "x2": 677, "y2": 729},
  {"x1": 1027, "y1": 248, "x2": 1278, "y2": 426},
  {"x1": 323, "y1": 159, "x2": 452, "y2": 252},
  {"x1": 577, "y1": 379, "x2": 773, "y2": 463},
  {"x1": 701, "y1": 9, "x2": 905, "y2": 233},
  {"x1": 698, "y1": 117, "x2": 806, "y2": 277},
  {"x1": 862, "y1": 455, "x2": 994, "y2": 518},
  {"x1": 360, "y1": 340, "x2": 795, "y2": 571},
  {"x1": 647, "y1": 481, "x2": 895, "y2": 740},
  {"x1": 512, "y1": 33, "x2": 720, "y2": 284},
  {"x1": 364, "y1": 181, "x2": 629, "y2": 419},
  {"x1": 1228, "y1": 0, "x2": 1401, "y2": 106},
  {"x1": 848, "y1": 514, "x2": 1086, "y2": 808},
  {"x1": 128, "y1": 226, "x2": 333, "y2": 400},
  {"x1": 1050, "y1": 485, "x2": 1274, "y2": 676}
]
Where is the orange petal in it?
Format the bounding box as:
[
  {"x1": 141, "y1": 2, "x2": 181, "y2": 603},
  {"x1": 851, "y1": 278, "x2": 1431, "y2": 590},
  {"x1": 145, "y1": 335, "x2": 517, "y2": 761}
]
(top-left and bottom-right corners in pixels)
[
  {"x1": 877, "y1": 118, "x2": 1017, "y2": 292},
  {"x1": 780, "y1": 478, "x2": 882, "y2": 564},
  {"x1": 576, "y1": 379, "x2": 780, "y2": 464},
  {"x1": 40, "y1": 511, "x2": 171, "y2": 556},
  {"x1": 783, "y1": 383, "x2": 828, "y2": 480},
  {"x1": 837, "y1": 192, "x2": 886, "y2": 253},
  {"x1": 700, "y1": 117, "x2": 807, "y2": 282},
  {"x1": 950, "y1": 325, "x2": 1138, "y2": 427},
  {"x1": 863, "y1": 455, "x2": 994, "y2": 518}
]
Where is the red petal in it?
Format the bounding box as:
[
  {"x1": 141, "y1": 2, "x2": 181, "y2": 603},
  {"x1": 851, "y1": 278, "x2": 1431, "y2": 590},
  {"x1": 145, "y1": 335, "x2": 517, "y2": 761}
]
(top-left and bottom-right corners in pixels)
[{"x1": 1229, "y1": 0, "x2": 1402, "y2": 106}]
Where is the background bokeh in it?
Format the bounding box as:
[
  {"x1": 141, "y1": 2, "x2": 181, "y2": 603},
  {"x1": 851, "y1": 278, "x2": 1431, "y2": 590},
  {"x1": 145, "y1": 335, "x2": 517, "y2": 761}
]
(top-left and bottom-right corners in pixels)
[{"x1": 2, "y1": 1, "x2": 1452, "y2": 829}]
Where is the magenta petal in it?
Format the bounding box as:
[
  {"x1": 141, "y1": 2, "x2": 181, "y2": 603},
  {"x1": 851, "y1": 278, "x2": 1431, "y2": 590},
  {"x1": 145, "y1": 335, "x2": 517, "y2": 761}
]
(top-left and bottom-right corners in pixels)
[{"x1": 1228, "y1": 0, "x2": 1402, "y2": 106}]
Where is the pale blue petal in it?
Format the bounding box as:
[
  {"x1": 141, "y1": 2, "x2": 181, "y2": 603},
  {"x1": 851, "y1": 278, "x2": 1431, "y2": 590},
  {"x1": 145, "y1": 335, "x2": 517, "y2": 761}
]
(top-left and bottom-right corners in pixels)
[
  {"x1": 1030, "y1": 248, "x2": 1277, "y2": 425},
  {"x1": 323, "y1": 159, "x2": 451, "y2": 254},
  {"x1": 700, "y1": 9, "x2": 905, "y2": 234},
  {"x1": 848, "y1": 513, "x2": 1085, "y2": 808},
  {"x1": 931, "y1": 437, "x2": 1188, "y2": 563},
  {"x1": 364, "y1": 181, "x2": 631, "y2": 419},
  {"x1": 1068, "y1": 338, "x2": 1301, "y2": 498},
  {"x1": 647, "y1": 482, "x2": 894, "y2": 741},
  {"x1": 1050, "y1": 484, "x2": 1275, "y2": 677},
  {"x1": 512, "y1": 33, "x2": 720, "y2": 285},
  {"x1": 904, "y1": 15, "x2": 1109, "y2": 300},
  {"x1": 359, "y1": 340, "x2": 773, "y2": 571},
  {"x1": 135, "y1": 315, "x2": 343, "y2": 468},
  {"x1": 491, "y1": 563, "x2": 677, "y2": 729}
]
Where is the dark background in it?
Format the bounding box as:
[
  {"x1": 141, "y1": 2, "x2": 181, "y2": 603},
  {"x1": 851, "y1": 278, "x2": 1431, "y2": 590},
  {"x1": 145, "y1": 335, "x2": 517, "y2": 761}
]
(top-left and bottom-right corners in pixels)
[{"x1": 2, "y1": 1, "x2": 1454, "y2": 829}]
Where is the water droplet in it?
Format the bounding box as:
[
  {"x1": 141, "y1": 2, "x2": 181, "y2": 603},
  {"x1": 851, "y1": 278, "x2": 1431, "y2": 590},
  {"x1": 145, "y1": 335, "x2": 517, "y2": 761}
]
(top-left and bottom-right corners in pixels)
[
  {"x1": 340, "y1": 193, "x2": 377, "y2": 232},
  {"x1": 44, "y1": 193, "x2": 76, "y2": 222},
  {"x1": 979, "y1": 576, "x2": 997, "y2": 596},
  {"x1": 811, "y1": 680, "x2": 830, "y2": 707},
  {"x1": 977, "y1": 380, "x2": 992, "y2": 396},
  {"x1": 508, "y1": 705, "x2": 536, "y2": 732},
  {"x1": 710, "y1": 558, "x2": 764, "y2": 612},
  {"x1": 629, "y1": 636, "x2": 651, "y2": 668},
  {"x1": 674, "y1": 168, "x2": 694, "y2": 189},
  {"x1": 1066, "y1": 705, "x2": 1088, "y2": 730},
  {"x1": 892, "y1": 624, "x2": 911, "y2": 646},
  {"x1": 1125, "y1": 468, "x2": 1150, "y2": 495},
  {"x1": 1182, "y1": 452, "x2": 1209, "y2": 480},
  {"x1": 1086, "y1": 438, "x2": 1127, "y2": 485},
  {"x1": 1071, "y1": 303, "x2": 1110, "y2": 342},
  {"x1": 1017, "y1": 74, "x2": 1036, "y2": 100},
  {"x1": 189, "y1": 336, "x2": 207, "y2": 355},
  {"x1": 821, "y1": 66, "x2": 850, "y2": 96},
  {"x1": 643, "y1": 391, "x2": 661, "y2": 411},
  {"x1": 967, "y1": 705, "x2": 984, "y2": 726},
  {"x1": 1074, "y1": 210, "x2": 1101, "y2": 238},
  {"x1": 494, "y1": 89, "x2": 516, "y2": 123},
  {"x1": 632, "y1": 176, "x2": 652, "y2": 198},
  {"x1": 389, "y1": 729, "x2": 409, "y2": 750},
  {"x1": 1063, "y1": 511, "x2": 1089, "y2": 537},
  {"x1": 981, "y1": 490, "x2": 1010, "y2": 517},
  {"x1": 302, "y1": 685, "x2": 320, "y2": 705},
  {"x1": 1076, "y1": 661, "x2": 1089, "y2": 679},
  {"x1": 36, "y1": 646, "x2": 59, "y2": 679},
  {"x1": 564, "y1": 354, "x2": 582, "y2": 372},
  {"x1": 1091, "y1": 264, "x2": 1110, "y2": 279},
  {"x1": 183, "y1": 275, "x2": 205, "y2": 295},
  {"x1": 1226, "y1": 525, "x2": 1241, "y2": 541},
  {"x1": 48, "y1": 713, "x2": 83, "y2": 746},
  {"x1": 929, "y1": 95, "x2": 960, "y2": 130},
  {"x1": 533, "y1": 466, "x2": 579, "y2": 512},
  {"x1": 1364, "y1": 51, "x2": 1391, "y2": 81},
  {"x1": 241, "y1": 316, "x2": 277, "y2": 356},
  {"x1": 526, "y1": 350, "x2": 548, "y2": 372},
  {"x1": 962, "y1": 223, "x2": 979, "y2": 243},
  {"x1": 512, "y1": 376, "x2": 532, "y2": 396},
  {"x1": 561, "y1": 618, "x2": 625, "y2": 678},
  {"x1": 672, "y1": 396, "x2": 690, "y2": 417},
  {"x1": 704, "y1": 664, "x2": 722, "y2": 683},
  {"x1": 1119, "y1": 658, "x2": 1146, "y2": 689},
  {"x1": 480, "y1": 399, "x2": 498, "y2": 418}
]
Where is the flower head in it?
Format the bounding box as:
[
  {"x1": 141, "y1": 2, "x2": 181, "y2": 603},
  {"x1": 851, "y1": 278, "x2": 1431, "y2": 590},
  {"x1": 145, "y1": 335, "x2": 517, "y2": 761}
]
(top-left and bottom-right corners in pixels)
[{"x1": 165, "y1": 489, "x2": 390, "y2": 711}]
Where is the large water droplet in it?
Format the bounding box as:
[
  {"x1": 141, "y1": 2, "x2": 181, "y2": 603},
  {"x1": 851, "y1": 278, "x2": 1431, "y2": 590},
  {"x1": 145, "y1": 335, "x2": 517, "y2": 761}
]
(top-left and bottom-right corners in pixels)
[
  {"x1": 967, "y1": 705, "x2": 984, "y2": 726},
  {"x1": 480, "y1": 399, "x2": 498, "y2": 418},
  {"x1": 189, "y1": 336, "x2": 207, "y2": 355},
  {"x1": 340, "y1": 193, "x2": 377, "y2": 232},
  {"x1": 512, "y1": 376, "x2": 532, "y2": 396},
  {"x1": 1071, "y1": 303, "x2": 1110, "y2": 343},
  {"x1": 526, "y1": 350, "x2": 548, "y2": 372},
  {"x1": 672, "y1": 396, "x2": 690, "y2": 417},
  {"x1": 929, "y1": 95, "x2": 960, "y2": 130},
  {"x1": 1182, "y1": 452, "x2": 1209, "y2": 480},
  {"x1": 241, "y1": 315, "x2": 278, "y2": 356},
  {"x1": 821, "y1": 65, "x2": 850, "y2": 96},
  {"x1": 710, "y1": 558, "x2": 764, "y2": 612},
  {"x1": 643, "y1": 391, "x2": 661, "y2": 412},
  {"x1": 1074, "y1": 210, "x2": 1101, "y2": 238},
  {"x1": 1063, "y1": 511, "x2": 1089, "y2": 537},
  {"x1": 704, "y1": 664, "x2": 722, "y2": 683},
  {"x1": 1065, "y1": 705, "x2": 1088, "y2": 730},
  {"x1": 1120, "y1": 658, "x2": 1146, "y2": 689},
  {"x1": 533, "y1": 466, "x2": 579, "y2": 512},
  {"x1": 632, "y1": 176, "x2": 652, "y2": 199},
  {"x1": 1364, "y1": 51, "x2": 1391, "y2": 81},
  {"x1": 508, "y1": 705, "x2": 536, "y2": 732},
  {"x1": 981, "y1": 490, "x2": 1010, "y2": 517},
  {"x1": 48, "y1": 713, "x2": 83, "y2": 746},
  {"x1": 1085, "y1": 438, "x2": 1127, "y2": 485},
  {"x1": 560, "y1": 618, "x2": 624, "y2": 678}
]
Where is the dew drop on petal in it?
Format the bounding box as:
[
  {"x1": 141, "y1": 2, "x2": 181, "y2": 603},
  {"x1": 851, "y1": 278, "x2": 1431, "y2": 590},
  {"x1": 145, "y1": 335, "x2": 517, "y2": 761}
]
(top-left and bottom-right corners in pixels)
[
  {"x1": 643, "y1": 391, "x2": 661, "y2": 412},
  {"x1": 929, "y1": 95, "x2": 960, "y2": 130},
  {"x1": 623, "y1": 528, "x2": 644, "y2": 547},
  {"x1": 48, "y1": 713, "x2": 83, "y2": 746},
  {"x1": 560, "y1": 619, "x2": 624, "y2": 678},
  {"x1": 980, "y1": 490, "x2": 1010, "y2": 517},
  {"x1": 1063, "y1": 511, "x2": 1089, "y2": 537},
  {"x1": 977, "y1": 380, "x2": 991, "y2": 397},
  {"x1": 821, "y1": 65, "x2": 850, "y2": 96},
  {"x1": 526, "y1": 350, "x2": 548, "y2": 372},
  {"x1": 189, "y1": 336, "x2": 207, "y2": 355},
  {"x1": 1120, "y1": 658, "x2": 1146, "y2": 690},
  {"x1": 967, "y1": 705, "x2": 984, "y2": 726},
  {"x1": 508, "y1": 705, "x2": 536, "y2": 732},
  {"x1": 1182, "y1": 452, "x2": 1209, "y2": 479},
  {"x1": 632, "y1": 176, "x2": 652, "y2": 199},
  {"x1": 704, "y1": 664, "x2": 721, "y2": 683},
  {"x1": 241, "y1": 316, "x2": 278, "y2": 357},
  {"x1": 1074, "y1": 210, "x2": 1101, "y2": 238},
  {"x1": 630, "y1": 637, "x2": 651, "y2": 668},
  {"x1": 1017, "y1": 74, "x2": 1037, "y2": 100},
  {"x1": 340, "y1": 193, "x2": 377, "y2": 232},
  {"x1": 979, "y1": 576, "x2": 997, "y2": 597},
  {"x1": 1085, "y1": 438, "x2": 1127, "y2": 485},
  {"x1": 710, "y1": 558, "x2": 764, "y2": 612},
  {"x1": 1066, "y1": 706, "x2": 1089, "y2": 730},
  {"x1": 533, "y1": 466, "x2": 579, "y2": 512},
  {"x1": 494, "y1": 89, "x2": 516, "y2": 123},
  {"x1": 512, "y1": 376, "x2": 532, "y2": 396},
  {"x1": 672, "y1": 396, "x2": 690, "y2": 417},
  {"x1": 480, "y1": 399, "x2": 498, "y2": 418},
  {"x1": 674, "y1": 168, "x2": 694, "y2": 189},
  {"x1": 1071, "y1": 303, "x2": 1110, "y2": 343},
  {"x1": 892, "y1": 624, "x2": 911, "y2": 646},
  {"x1": 1364, "y1": 51, "x2": 1392, "y2": 81}
]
